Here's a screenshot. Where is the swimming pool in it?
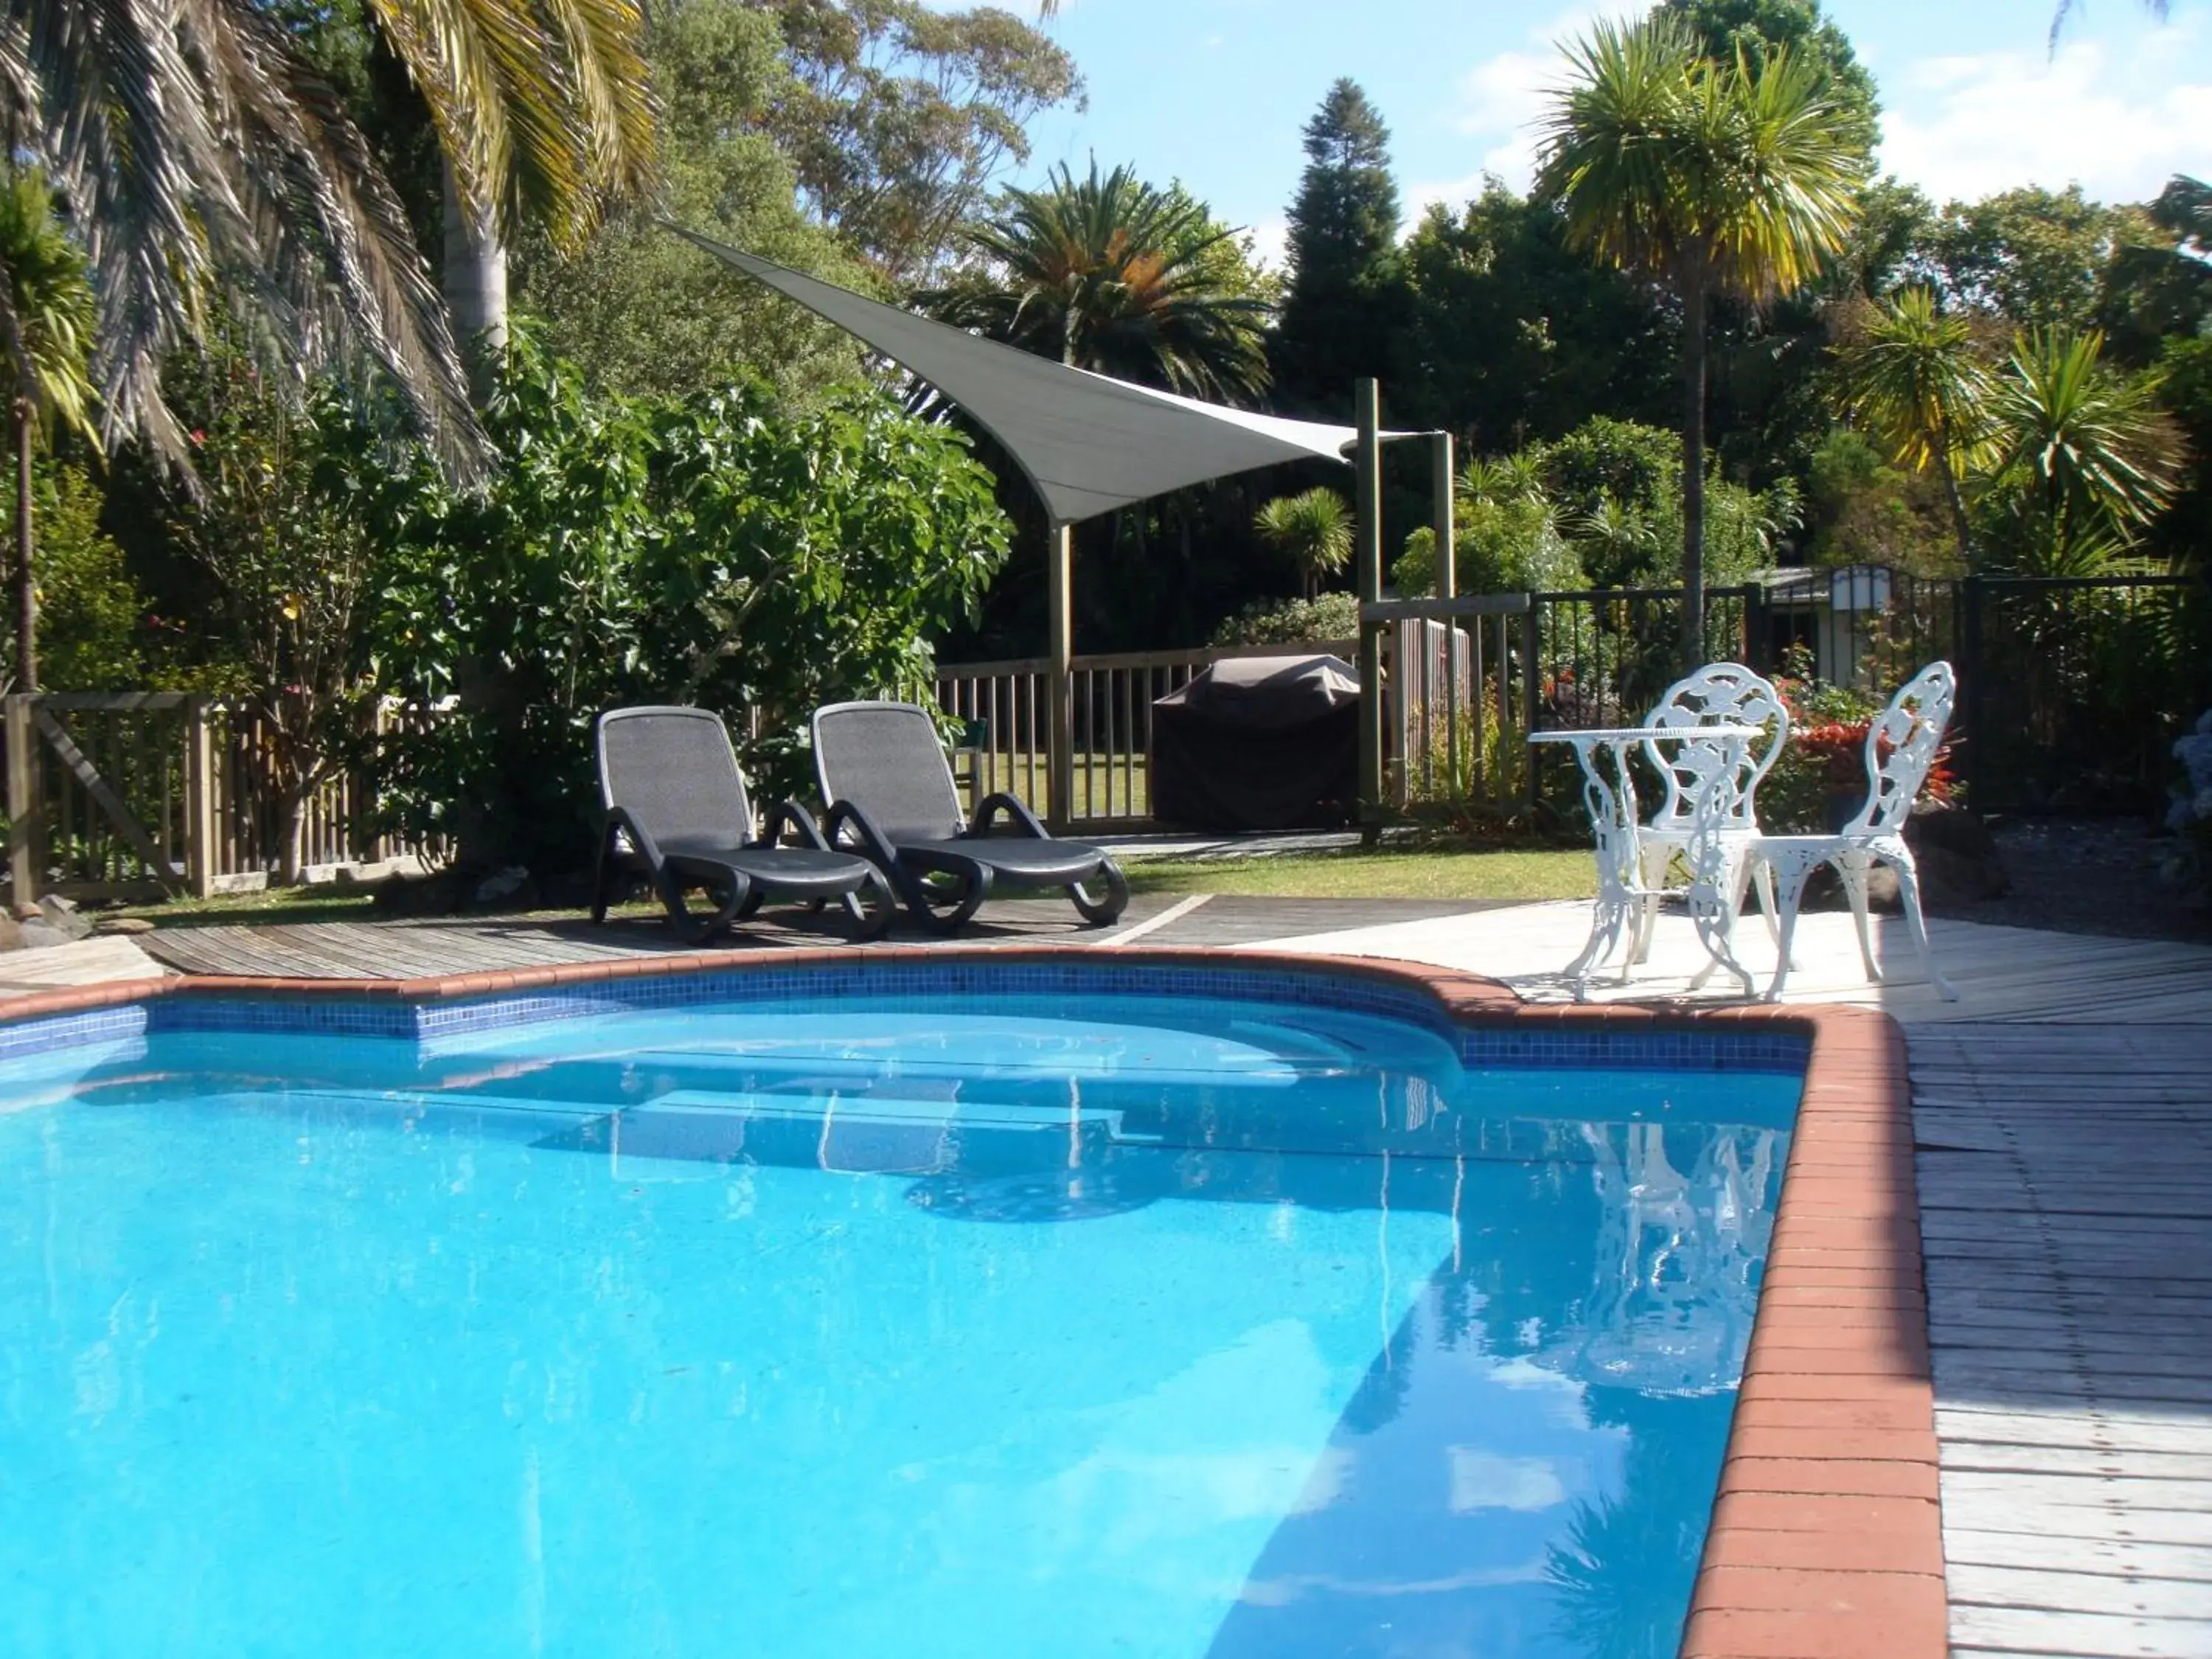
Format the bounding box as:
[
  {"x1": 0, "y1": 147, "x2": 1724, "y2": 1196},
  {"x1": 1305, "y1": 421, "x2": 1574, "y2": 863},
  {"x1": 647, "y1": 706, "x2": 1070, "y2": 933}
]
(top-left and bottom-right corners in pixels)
[{"x1": 0, "y1": 964, "x2": 1804, "y2": 1658}]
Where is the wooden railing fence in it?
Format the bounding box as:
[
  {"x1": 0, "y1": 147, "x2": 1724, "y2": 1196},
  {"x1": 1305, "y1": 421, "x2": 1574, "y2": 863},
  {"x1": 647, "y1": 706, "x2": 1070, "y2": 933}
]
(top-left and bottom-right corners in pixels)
[{"x1": 3, "y1": 695, "x2": 435, "y2": 905}]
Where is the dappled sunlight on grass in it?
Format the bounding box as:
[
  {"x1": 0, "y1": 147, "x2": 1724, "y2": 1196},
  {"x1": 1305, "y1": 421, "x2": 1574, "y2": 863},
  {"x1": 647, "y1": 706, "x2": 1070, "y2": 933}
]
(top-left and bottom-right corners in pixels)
[{"x1": 1121, "y1": 847, "x2": 1594, "y2": 902}]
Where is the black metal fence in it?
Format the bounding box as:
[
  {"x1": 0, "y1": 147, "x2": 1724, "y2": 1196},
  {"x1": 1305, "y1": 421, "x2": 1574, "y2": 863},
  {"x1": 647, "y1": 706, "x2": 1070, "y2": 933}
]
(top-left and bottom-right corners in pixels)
[{"x1": 1510, "y1": 568, "x2": 2212, "y2": 816}]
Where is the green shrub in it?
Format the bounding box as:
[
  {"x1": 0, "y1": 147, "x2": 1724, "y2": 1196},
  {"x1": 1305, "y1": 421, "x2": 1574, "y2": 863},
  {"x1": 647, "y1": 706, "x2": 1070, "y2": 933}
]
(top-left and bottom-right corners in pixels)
[
  {"x1": 29, "y1": 462, "x2": 146, "y2": 690},
  {"x1": 364, "y1": 333, "x2": 1013, "y2": 871},
  {"x1": 1209, "y1": 590, "x2": 1360, "y2": 647}
]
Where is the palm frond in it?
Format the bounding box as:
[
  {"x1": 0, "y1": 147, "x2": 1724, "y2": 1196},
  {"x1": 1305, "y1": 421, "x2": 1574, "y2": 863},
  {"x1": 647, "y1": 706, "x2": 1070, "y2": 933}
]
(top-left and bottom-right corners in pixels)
[
  {"x1": 1990, "y1": 326, "x2": 2183, "y2": 535},
  {"x1": 1834, "y1": 286, "x2": 1998, "y2": 478},
  {"x1": 0, "y1": 170, "x2": 100, "y2": 445},
  {"x1": 1254, "y1": 487, "x2": 1353, "y2": 588},
  {"x1": 11, "y1": 0, "x2": 655, "y2": 479},
  {"x1": 365, "y1": 0, "x2": 655, "y2": 250},
  {"x1": 1534, "y1": 19, "x2": 1862, "y2": 306},
  {"x1": 924, "y1": 160, "x2": 1270, "y2": 401},
  {"x1": 2051, "y1": 0, "x2": 2170, "y2": 53}
]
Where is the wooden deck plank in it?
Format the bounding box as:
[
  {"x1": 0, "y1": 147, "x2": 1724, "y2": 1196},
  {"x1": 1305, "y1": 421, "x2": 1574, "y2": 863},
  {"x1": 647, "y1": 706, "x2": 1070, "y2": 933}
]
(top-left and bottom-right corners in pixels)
[
  {"x1": 1948, "y1": 1563, "x2": 2212, "y2": 1619},
  {"x1": 1944, "y1": 1528, "x2": 2212, "y2": 1579},
  {"x1": 1907, "y1": 1016, "x2": 2212, "y2": 1658},
  {"x1": 1947, "y1": 1602, "x2": 2212, "y2": 1659},
  {"x1": 1941, "y1": 1445, "x2": 2212, "y2": 1481}
]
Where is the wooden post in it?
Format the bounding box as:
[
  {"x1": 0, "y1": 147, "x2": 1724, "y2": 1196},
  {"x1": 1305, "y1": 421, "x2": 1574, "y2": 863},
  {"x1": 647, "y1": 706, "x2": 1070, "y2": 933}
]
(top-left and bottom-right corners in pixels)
[
  {"x1": 5, "y1": 695, "x2": 38, "y2": 910},
  {"x1": 1046, "y1": 521, "x2": 1074, "y2": 831},
  {"x1": 1354, "y1": 380, "x2": 1385, "y2": 823},
  {"x1": 185, "y1": 698, "x2": 218, "y2": 899},
  {"x1": 1432, "y1": 431, "x2": 1456, "y2": 600}
]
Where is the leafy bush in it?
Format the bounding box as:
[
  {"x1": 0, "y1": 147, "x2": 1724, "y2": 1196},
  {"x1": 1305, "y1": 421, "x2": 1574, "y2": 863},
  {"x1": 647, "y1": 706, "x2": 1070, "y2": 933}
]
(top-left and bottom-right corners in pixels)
[
  {"x1": 1394, "y1": 417, "x2": 1795, "y2": 602},
  {"x1": 1757, "y1": 647, "x2": 1955, "y2": 832},
  {"x1": 32, "y1": 462, "x2": 147, "y2": 689},
  {"x1": 364, "y1": 333, "x2": 1013, "y2": 872},
  {"x1": 1209, "y1": 590, "x2": 1360, "y2": 647}
]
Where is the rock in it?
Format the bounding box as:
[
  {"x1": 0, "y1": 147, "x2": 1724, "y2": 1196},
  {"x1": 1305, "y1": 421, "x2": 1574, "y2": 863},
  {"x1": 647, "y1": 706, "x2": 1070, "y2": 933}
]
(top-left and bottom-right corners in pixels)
[
  {"x1": 94, "y1": 916, "x2": 157, "y2": 936},
  {"x1": 472, "y1": 864, "x2": 538, "y2": 909},
  {"x1": 540, "y1": 868, "x2": 599, "y2": 911},
  {"x1": 1787, "y1": 805, "x2": 2006, "y2": 914},
  {"x1": 374, "y1": 872, "x2": 457, "y2": 915},
  {"x1": 36, "y1": 894, "x2": 94, "y2": 942},
  {"x1": 1905, "y1": 805, "x2": 2010, "y2": 904},
  {"x1": 16, "y1": 919, "x2": 74, "y2": 950}
]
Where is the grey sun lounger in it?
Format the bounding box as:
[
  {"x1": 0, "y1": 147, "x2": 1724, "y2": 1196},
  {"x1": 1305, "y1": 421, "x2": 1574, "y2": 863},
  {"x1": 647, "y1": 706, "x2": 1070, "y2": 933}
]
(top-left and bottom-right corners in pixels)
[
  {"x1": 810, "y1": 700, "x2": 1129, "y2": 933},
  {"x1": 591, "y1": 706, "x2": 895, "y2": 944}
]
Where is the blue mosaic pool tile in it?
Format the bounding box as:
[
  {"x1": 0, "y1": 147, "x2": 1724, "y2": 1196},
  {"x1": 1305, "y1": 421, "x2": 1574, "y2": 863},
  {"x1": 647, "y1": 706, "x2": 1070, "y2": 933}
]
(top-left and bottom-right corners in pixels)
[
  {"x1": 1458, "y1": 1026, "x2": 1808, "y2": 1074},
  {"x1": 105, "y1": 959, "x2": 1812, "y2": 1076},
  {"x1": 0, "y1": 1002, "x2": 152, "y2": 1062}
]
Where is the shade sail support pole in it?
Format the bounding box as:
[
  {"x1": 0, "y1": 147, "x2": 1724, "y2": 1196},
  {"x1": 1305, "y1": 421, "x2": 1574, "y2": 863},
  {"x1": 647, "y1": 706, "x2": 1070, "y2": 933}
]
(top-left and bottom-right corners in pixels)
[
  {"x1": 1433, "y1": 431, "x2": 1456, "y2": 600},
  {"x1": 1046, "y1": 521, "x2": 1074, "y2": 831},
  {"x1": 1355, "y1": 379, "x2": 1385, "y2": 827}
]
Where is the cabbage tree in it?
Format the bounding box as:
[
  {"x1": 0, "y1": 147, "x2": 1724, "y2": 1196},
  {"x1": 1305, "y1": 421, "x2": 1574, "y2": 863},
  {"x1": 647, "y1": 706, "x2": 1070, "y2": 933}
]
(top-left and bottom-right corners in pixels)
[
  {"x1": 1254, "y1": 487, "x2": 1354, "y2": 598},
  {"x1": 1832, "y1": 287, "x2": 1997, "y2": 560},
  {"x1": 1534, "y1": 15, "x2": 1863, "y2": 668}
]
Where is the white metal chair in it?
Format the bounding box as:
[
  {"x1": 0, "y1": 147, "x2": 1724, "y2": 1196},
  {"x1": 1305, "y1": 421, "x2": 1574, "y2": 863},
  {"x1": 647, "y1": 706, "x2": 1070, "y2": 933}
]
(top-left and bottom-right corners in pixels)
[
  {"x1": 1630, "y1": 663, "x2": 1790, "y2": 966},
  {"x1": 1740, "y1": 661, "x2": 1960, "y2": 1004}
]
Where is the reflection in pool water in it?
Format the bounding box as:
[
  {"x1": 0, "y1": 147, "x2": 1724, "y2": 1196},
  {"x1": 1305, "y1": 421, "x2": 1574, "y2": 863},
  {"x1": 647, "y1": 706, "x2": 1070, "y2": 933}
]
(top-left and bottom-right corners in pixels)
[{"x1": 0, "y1": 995, "x2": 1795, "y2": 1658}]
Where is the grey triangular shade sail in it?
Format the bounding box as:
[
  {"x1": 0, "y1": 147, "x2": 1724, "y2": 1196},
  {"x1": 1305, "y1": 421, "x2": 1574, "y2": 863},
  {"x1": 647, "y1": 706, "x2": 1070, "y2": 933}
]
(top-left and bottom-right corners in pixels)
[{"x1": 669, "y1": 228, "x2": 1359, "y2": 526}]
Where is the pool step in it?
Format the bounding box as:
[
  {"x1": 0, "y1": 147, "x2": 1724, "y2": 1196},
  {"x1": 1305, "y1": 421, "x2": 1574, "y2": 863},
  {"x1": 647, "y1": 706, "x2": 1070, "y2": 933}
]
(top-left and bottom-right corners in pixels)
[{"x1": 597, "y1": 1089, "x2": 1124, "y2": 1175}]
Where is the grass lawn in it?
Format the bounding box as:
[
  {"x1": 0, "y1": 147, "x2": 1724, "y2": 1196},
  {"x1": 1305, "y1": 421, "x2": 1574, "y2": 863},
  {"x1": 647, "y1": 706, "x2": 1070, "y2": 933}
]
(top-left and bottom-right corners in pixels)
[
  {"x1": 1120, "y1": 846, "x2": 1593, "y2": 902},
  {"x1": 113, "y1": 846, "x2": 1594, "y2": 928}
]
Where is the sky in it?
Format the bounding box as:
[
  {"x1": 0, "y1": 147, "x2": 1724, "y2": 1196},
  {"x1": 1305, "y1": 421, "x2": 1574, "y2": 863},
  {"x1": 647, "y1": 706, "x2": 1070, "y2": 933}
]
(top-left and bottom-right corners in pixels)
[{"x1": 1007, "y1": 0, "x2": 2212, "y2": 265}]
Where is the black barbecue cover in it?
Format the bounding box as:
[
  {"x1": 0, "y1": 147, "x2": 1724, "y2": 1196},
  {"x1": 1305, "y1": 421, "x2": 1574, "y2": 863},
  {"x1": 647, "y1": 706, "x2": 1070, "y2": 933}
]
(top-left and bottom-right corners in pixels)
[{"x1": 1150, "y1": 654, "x2": 1360, "y2": 831}]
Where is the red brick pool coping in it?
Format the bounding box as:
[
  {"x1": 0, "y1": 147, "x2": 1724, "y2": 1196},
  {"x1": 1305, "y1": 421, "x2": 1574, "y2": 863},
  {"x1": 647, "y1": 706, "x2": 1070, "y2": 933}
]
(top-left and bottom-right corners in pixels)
[{"x1": 0, "y1": 945, "x2": 1942, "y2": 1659}]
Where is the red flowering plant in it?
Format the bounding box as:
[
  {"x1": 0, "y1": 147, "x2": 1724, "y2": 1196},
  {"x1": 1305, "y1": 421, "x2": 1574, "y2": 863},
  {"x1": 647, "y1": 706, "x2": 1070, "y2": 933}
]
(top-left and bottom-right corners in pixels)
[{"x1": 1758, "y1": 647, "x2": 1957, "y2": 832}]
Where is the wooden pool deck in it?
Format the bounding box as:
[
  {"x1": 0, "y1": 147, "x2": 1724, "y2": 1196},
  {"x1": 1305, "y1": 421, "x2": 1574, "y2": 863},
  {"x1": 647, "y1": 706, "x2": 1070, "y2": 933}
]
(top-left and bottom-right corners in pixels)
[{"x1": 114, "y1": 897, "x2": 2212, "y2": 1656}]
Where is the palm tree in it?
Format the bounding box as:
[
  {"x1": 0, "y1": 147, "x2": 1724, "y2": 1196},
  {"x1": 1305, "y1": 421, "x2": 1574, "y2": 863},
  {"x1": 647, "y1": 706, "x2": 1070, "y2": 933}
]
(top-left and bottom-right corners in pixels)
[
  {"x1": 1254, "y1": 487, "x2": 1353, "y2": 597},
  {"x1": 1986, "y1": 326, "x2": 2181, "y2": 557},
  {"x1": 1832, "y1": 287, "x2": 1997, "y2": 560},
  {"x1": 922, "y1": 161, "x2": 1270, "y2": 401},
  {"x1": 0, "y1": 173, "x2": 98, "y2": 692},
  {"x1": 0, "y1": 0, "x2": 654, "y2": 474},
  {"x1": 1534, "y1": 15, "x2": 1863, "y2": 669}
]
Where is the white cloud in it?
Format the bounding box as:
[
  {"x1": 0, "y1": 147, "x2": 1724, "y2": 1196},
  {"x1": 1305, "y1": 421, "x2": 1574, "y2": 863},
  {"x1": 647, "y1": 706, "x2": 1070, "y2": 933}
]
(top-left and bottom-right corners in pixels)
[
  {"x1": 1402, "y1": 169, "x2": 1494, "y2": 225},
  {"x1": 1446, "y1": 1450, "x2": 1571, "y2": 1513},
  {"x1": 1430, "y1": 1, "x2": 1645, "y2": 206},
  {"x1": 1427, "y1": 8, "x2": 2212, "y2": 226},
  {"x1": 1242, "y1": 212, "x2": 1291, "y2": 272},
  {"x1": 1879, "y1": 23, "x2": 2212, "y2": 205}
]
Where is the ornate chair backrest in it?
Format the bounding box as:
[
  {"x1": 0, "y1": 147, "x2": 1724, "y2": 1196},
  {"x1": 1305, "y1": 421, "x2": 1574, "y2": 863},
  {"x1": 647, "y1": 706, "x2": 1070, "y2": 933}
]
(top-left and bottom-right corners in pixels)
[
  {"x1": 1848, "y1": 661, "x2": 1956, "y2": 835},
  {"x1": 1641, "y1": 663, "x2": 1790, "y2": 832}
]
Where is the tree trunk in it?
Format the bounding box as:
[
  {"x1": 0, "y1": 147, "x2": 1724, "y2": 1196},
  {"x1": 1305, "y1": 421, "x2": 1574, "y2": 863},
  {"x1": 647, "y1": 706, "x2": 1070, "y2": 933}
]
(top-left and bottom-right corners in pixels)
[
  {"x1": 442, "y1": 158, "x2": 508, "y2": 393},
  {"x1": 12, "y1": 398, "x2": 32, "y2": 693},
  {"x1": 1935, "y1": 431, "x2": 1974, "y2": 567},
  {"x1": 278, "y1": 781, "x2": 307, "y2": 888},
  {"x1": 1677, "y1": 272, "x2": 1709, "y2": 674}
]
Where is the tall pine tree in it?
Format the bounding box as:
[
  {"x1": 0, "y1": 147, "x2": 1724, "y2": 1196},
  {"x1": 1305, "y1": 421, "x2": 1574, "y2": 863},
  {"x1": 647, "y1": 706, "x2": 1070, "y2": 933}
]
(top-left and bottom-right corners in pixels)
[{"x1": 1273, "y1": 79, "x2": 1407, "y2": 414}]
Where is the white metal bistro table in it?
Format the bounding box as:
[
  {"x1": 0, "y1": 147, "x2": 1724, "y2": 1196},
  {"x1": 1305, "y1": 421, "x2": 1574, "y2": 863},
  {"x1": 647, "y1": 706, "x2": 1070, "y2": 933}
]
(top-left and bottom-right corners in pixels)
[{"x1": 1528, "y1": 724, "x2": 1765, "y2": 1000}]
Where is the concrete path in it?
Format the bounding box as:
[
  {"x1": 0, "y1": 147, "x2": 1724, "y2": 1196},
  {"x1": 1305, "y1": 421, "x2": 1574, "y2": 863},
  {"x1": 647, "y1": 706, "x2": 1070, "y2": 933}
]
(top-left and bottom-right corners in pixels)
[{"x1": 0, "y1": 936, "x2": 167, "y2": 1001}]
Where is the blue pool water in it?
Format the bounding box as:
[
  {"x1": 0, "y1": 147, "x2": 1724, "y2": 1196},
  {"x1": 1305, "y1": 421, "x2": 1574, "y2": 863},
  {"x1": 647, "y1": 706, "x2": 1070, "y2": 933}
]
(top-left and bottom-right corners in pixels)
[{"x1": 0, "y1": 992, "x2": 1798, "y2": 1658}]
